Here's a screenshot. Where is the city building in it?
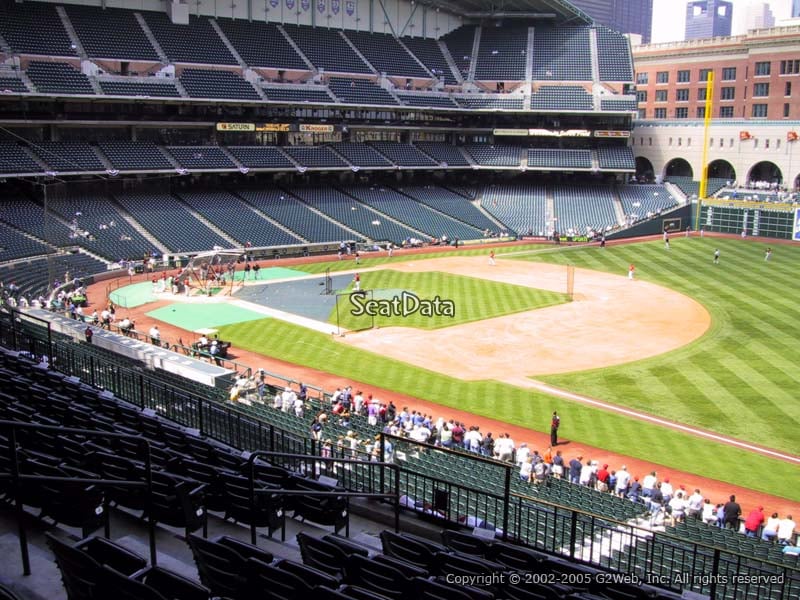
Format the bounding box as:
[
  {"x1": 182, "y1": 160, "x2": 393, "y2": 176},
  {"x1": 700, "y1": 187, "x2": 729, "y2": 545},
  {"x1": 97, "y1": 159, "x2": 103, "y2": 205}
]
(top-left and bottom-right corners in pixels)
[
  {"x1": 685, "y1": 0, "x2": 733, "y2": 40},
  {"x1": 570, "y1": 0, "x2": 653, "y2": 43},
  {"x1": 632, "y1": 25, "x2": 800, "y2": 121},
  {"x1": 744, "y1": 2, "x2": 775, "y2": 30},
  {"x1": 794, "y1": 0, "x2": 800, "y2": 18}
]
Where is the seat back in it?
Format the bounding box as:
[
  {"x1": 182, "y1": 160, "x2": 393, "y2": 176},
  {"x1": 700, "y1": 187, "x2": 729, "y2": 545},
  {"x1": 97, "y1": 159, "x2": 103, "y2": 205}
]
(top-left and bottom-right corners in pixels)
[
  {"x1": 46, "y1": 533, "x2": 104, "y2": 600},
  {"x1": 243, "y1": 557, "x2": 315, "y2": 600},
  {"x1": 296, "y1": 532, "x2": 349, "y2": 578},
  {"x1": 379, "y1": 531, "x2": 445, "y2": 572},
  {"x1": 187, "y1": 534, "x2": 246, "y2": 598},
  {"x1": 345, "y1": 554, "x2": 411, "y2": 600},
  {"x1": 274, "y1": 558, "x2": 341, "y2": 588},
  {"x1": 441, "y1": 530, "x2": 491, "y2": 557}
]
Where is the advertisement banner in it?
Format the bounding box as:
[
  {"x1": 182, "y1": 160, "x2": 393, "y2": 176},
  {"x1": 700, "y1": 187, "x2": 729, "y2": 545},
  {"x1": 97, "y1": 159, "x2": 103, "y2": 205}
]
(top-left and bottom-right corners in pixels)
[
  {"x1": 794, "y1": 208, "x2": 800, "y2": 241},
  {"x1": 216, "y1": 123, "x2": 255, "y2": 132}
]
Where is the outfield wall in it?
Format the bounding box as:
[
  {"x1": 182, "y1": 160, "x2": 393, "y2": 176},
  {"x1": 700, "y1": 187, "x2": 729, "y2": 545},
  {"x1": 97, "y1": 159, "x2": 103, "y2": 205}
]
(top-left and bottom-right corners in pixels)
[{"x1": 699, "y1": 200, "x2": 798, "y2": 239}]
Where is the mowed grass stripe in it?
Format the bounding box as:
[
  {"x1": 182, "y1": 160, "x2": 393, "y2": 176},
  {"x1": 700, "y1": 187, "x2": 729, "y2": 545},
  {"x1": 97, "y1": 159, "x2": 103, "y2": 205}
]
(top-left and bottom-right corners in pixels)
[{"x1": 516, "y1": 238, "x2": 800, "y2": 456}]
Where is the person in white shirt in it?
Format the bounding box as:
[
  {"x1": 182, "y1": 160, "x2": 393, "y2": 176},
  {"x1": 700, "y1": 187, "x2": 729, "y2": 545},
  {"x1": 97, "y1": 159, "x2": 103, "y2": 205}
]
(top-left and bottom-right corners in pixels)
[
  {"x1": 281, "y1": 387, "x2": 295, "y2": 413},
  {"x1": 515, "y1": 443, "x2": 530, "y2": 466},
  {"x1": 762, "y1": 513, "x2": 781, "y2": 542},
  {"x1": 660, "y1": 478, "x2": 674, "y2": 503},
  {"x1": 687, "y1": 489, "x2": 704, "y2": 520},
  {"x1": 579, "y1": 460, "x2": 594, "y2": 487},
  {"x1": 642, "y1": 471, "x2": 657, "y2": 498},
  {"x1": 701, "y1": 499, "x2": 717, "y2": 525},
  {"x1": 668, "y1": 491, "x2": 687, "y2": 523},
  {"x1": 149, "y1": 325, "x2": 160, "y2": 345},
  {"x1": 615, "y1": 466, "x2": 631, "y2": 497},
  {"x1": 519, "y1": 457, "x2": 533, "y2": 482},
  {"x1": 778, "y1": 515, "x2": 796, "y2": 545}
]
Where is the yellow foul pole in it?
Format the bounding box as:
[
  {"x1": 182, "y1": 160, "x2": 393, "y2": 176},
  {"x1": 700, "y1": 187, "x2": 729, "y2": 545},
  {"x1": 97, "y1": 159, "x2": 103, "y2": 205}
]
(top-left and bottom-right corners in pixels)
[{"x1": 698, "y1": 70, "x2": 714, "y2": 200}]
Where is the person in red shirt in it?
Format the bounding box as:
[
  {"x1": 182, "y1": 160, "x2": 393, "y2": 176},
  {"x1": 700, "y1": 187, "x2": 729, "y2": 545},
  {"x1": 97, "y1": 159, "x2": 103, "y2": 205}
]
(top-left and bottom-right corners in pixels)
[
  {"x1": 744, "y1": 506, "x2": 765, "y2": 538},
  {"x1": 596, "y1": 464, "x2": 610, "y2": 492}
]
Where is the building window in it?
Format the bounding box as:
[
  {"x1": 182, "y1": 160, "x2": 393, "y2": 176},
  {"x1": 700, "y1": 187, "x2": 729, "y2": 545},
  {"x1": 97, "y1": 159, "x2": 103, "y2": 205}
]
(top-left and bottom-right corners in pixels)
[
  {"x1": 753, "y1": 82, "x2": 769, "y2": 97},
  {"x1": 677, "y1": 69, "x2": 690, "y2": 83},
  {"x1": 636, "y1": 90, "x2": 648, "y2": 103},
  {"x1": 785, "y1": 103, "x2": 791, "y2": 118},
  {"x1": 754, "y1": 61, "x2": 771, "y2": 76},
  {"x1": 780, "y1": 60, "x2": 800, "y2": 75},
  {"x1": 720, "y1": 86, "x2": 735, "y2": 100},
  {"x1": 656, "y1": 71, "x2": 669, "y2": 84},
  {"x1": 777, "y1": 139, "x2": 780, "y2": 149},
  {"x1": 729, "y1": 138, "x2": 734, "y2": 147},
  {"x1": 636, "y1": 72, "x2": 649, "y2": 84},
  {"x1": 638, "y1": 108, "x2": 646, "y2": 119},
  {"x1": 722, "y1": 67, "x2": 736, "y2": 80},
  {"x1": 786, "y1": 81, "x2": 792, "y2": 97},
  {"x1": 676, "y1": 89, "x2": 689, "y2": 102},
  {"x1": 719, "y1": 106, "x2": 734, "y2": 118},
  {"x1": 698, "y1": 68, "x2": 712, "y2": 82},
  {"x1": 687, "y1": 138, "x2": 691, "y2": 147},
  {"x1": 654, "y1": 107, "x2": 667, "y2": 119},
  {"x1": 697, "y1": 88, "x2": 707, "y2": 101},
  {"x1": 765, "y1": 139, "x2": 770, "y2": 149},
  {"x1": 675, "y1": 107, "x2": 688, "y2": 119},
  {"x1": 648, "y1": 137, "x2": 652, "y2": 146},
  {"x1": 752, "y1": 103, "x2": 768, "y2": 118},
  {"x1": 655, "y1": 89, "x2": 667, "y2": 102},
  {"x1": 697, "y1": 106, "x2": 706, "y2": 118}
]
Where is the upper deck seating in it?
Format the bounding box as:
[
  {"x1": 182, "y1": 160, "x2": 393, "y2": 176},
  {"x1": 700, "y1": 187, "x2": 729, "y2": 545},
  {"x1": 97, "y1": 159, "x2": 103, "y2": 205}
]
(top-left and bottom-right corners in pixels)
[
  {"x1": 401, "y1": 36, "x2": 458, "y2": 84},
  {"x1": 0, "y1": 0, "x2": 75, "y2": 56},
  {"x1": 141, "y1": 12, "x2": 237, "y2": 65},
  {"x1": 596, "y1": 27, "x2": 634, "y2": 81},
  {"x1": 216, "y1": 18, "x2": 306, "y2": 69},
  {"x1": 532, "y1": 26, "x2": 592, "y2": 81},
  {"x1": 65, "y1": 5, "x2": 159, "y2": 61},
  {"x1": 442, "y1": 26, "x2": 476, "y2": 81},
  {"x1": 283, "y1": 24, "x2": 371, "y2": 74},
  {"x1": 474, "y1": 25, "x2": 527, "y2": 80}
]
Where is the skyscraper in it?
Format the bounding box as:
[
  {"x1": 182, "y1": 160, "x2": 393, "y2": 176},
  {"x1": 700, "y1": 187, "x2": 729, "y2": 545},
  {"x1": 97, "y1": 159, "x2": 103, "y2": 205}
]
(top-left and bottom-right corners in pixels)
[
  {"x1": 744, "y1": 2, "x2": 775, "y2": 30},
  {"x1": 569, "y1": 0, "x2": 653, "y2": 44},
  {"x1": 685, "y1": 0, "x2": 733, "y2": 40},
  {"x1": 793, "y1": 0, "x2": 800, "y2": 18}
]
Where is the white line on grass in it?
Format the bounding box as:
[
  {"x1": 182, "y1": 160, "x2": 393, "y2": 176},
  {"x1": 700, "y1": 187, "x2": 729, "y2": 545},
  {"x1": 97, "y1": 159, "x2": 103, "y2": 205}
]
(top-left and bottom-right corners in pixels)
[{"x1": 512, "y1": 378, "x2": 800, "y2": 464}]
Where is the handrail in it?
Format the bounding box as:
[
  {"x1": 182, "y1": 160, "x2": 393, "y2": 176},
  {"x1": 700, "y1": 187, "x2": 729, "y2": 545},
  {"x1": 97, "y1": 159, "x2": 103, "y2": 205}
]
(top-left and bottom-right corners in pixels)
[
  {"x1": 244, "y1": 450, "x2": 401, "y2": 544},
  {"x1": 0, "y1": 419, "x2": 157, "y2": 575}
]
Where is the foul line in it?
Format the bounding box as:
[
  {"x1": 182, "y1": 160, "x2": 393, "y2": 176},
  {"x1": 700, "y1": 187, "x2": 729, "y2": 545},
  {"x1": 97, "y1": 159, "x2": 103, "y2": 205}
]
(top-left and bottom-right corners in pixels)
[{"x1": 509, "y1": 377, "x2": 800, "y2": 464}]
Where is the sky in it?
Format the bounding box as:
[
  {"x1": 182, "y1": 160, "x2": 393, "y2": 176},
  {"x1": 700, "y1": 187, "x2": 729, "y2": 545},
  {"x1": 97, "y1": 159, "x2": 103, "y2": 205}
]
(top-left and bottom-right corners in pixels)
[{"x1": 650, "y1": 0, "x2": 793, "y2": 43}]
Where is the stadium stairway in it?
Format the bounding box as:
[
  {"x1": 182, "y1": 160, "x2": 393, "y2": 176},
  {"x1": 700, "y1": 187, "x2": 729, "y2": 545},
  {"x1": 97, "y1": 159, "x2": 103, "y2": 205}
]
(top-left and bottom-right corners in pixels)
[
  {"x1": 134, "y1": 12, "x2": 169, "y2": 63},
  {"x1": 54, "y1": 5, "x2": 87, "y2": 60},
  {"x1": 610, "y1": 187, "x2": 626, "y2": 225},
  {"x1": 172, "y1": 194, "x2": 243, "y2": 248},
  {"x1": 228, "y1": 190, "x2": 312, "y2": 244},
  {"x1": 275, "y1": 24, "x2": 317, "y2": 73},
  {"x1": 338, "y1": 31, "x2": 378, "y2": 76},
  {"x1": 436, "y1": 39, "x2": 463, "y2": 84},
  {"x1": 108, "y1": 194, "x2": 170, "y2": 256},
  {"x1": 334, "y1": 187, "x2": 432, "y2": 241},
  {"x1": 209, "y1": 19, "x2": 248, "y2": 70}
]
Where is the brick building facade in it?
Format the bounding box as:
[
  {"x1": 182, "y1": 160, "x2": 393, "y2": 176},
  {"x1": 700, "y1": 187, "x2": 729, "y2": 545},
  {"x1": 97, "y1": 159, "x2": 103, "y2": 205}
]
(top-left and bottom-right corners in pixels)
[{"x1": 632, "y1": 25, "x2": 800, "y2": 121}]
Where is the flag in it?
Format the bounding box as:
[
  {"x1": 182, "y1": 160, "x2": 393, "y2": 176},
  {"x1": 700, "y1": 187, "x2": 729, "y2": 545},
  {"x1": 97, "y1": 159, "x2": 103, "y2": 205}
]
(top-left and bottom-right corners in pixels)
[
  {"x1": 788, "y1": 131, "x2": 799, "y2": 142},
  {"x1": 739, "y1": 131, "x2": 752, "y2": 141}
]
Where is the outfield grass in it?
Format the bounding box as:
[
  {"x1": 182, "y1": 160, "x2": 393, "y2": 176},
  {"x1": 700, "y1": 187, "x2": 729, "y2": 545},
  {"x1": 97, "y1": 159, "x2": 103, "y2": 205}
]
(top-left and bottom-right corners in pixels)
[
  {"x1": 334, "y1": 269, "x2": 567, "y2": 330},
  {"x1": 219, "y1": 316, "x2": 799, "y2": 500},
  {"x1": 511, "y1": 237, "x2": 800, "y2": 457}
]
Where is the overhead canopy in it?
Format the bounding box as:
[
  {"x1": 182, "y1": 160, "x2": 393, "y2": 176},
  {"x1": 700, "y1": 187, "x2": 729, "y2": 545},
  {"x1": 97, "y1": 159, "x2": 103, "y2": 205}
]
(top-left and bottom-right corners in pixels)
[{"x1": 413, "y1": 0, "x2": 593, "y2": 25}]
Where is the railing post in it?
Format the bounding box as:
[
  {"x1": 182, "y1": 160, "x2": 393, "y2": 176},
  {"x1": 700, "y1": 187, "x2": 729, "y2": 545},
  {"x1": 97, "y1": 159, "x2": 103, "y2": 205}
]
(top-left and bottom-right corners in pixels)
[
  {"x1": 198, "y1": 397, "x2": 204, "y2": 436},
  {"x1": 143, "y1": 441, "x2": 157, "y2": 567},
  {"x1": 90, "y1": 355, "x2": 96, "y2": 387},
  {"x1": 9, "y1": 425, "x2": 31, "y2": 576},
  {"x1": 569, "y1": 510, "x2": 578, "y2": 559},
  {"x1": 502, "y1": 462, "x2": 511, "y2": 541},
  {"x1": 248, "y1": 458, "x2": 258, "y2": 546},
  {"x1": 710, "y1": 548, "x2": 721, "y2": 600},
  {"x1": 394, "y1": 465, "x2": 400, "y2": 533}
]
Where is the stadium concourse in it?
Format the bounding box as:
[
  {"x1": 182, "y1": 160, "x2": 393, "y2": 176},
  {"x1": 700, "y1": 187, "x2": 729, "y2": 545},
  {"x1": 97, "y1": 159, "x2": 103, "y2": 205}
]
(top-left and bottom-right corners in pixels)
[{"x1": 83, "y1": 236, "x2": 800, "y2": 521}]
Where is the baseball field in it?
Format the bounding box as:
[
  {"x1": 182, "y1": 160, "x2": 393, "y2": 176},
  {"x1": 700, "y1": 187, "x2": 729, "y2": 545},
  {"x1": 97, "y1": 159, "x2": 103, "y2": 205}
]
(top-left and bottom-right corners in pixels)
[{"x1": 217, "y1": 236, "x2": 800, "y2": 502}]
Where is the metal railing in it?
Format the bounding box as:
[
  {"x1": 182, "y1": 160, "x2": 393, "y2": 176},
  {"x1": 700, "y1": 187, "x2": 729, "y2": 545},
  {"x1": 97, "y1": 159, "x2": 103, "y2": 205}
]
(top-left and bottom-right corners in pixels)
[
  {"x1": 1, "y1": 309, "x2": 798, "y2": 599},
  {"x1": 0, "y1": 420, "x2": 157, "y2": 575}
]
